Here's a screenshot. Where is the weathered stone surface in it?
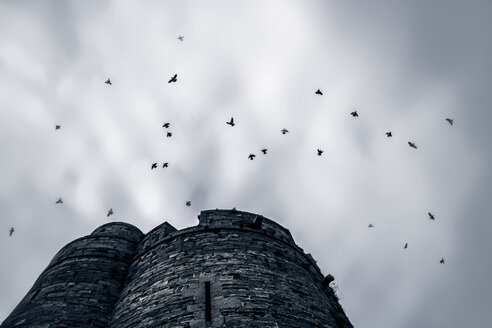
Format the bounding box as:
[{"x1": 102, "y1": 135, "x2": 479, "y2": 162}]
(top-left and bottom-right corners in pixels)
[{"x1": 1, "y1": 210, "x2": 353, "y2": 328}]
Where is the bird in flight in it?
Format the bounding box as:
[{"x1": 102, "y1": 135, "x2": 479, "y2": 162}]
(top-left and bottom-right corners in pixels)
[
  {"x1": 107, "y1": 208, "x2": 113, "y2": 217},
  {"x1": 248, "y1": 154, "x2": 256, "y2": 160},
  {"x1": 151, "y1": 163, "x2": 158, "y2": 170},
  {"x1": 163, "y1": 162, "x2": 169, "y2": 168},
  {"x1": 186, "y1": 201, "x2": 191, "y2": 207},
  {"x1": 9, "y1": 227, "x2": 14, "y2": 236},
  {"x1": 446, "y1": 118, "x2": 454, "y2": 126},
  {"x1": 177, "y1": 36, "x2": 184, "y2": 41},
  {"x1": 168, "y1": 74, "x2": 177, "y2": 83},
  {"x1": 162, "y1": 122, "x2": 170, "y2": 128},
  {"x1": 55, "y1": 125, "x2": 61, "y2": 130},
  {"x1": 167, "y1": 132, "x2": 172, "y2": 138},
  {"x1": 440, "y1": 258, "x2": 445, "y2": 264},
  {"x1": 261, "y1": 148, "x2": 268, "y2": 154},
  {"x1": 105, "y1": 79, "x2": 112, "y2": 85},
  {"x1": 385, "y1": 131, "x2": 392, "y2": 137},
  {"x1": 368, "y1": 224, "x2": 374, "y2": 228},
  {"x1": 56, "y1": 197, "x2": 63, "y2": 204},
  {"x1": 428, "y1": 212, "x2": 435, "y2": 220},
  {"x1": 317, "y1": 149, "x2": 323, "y2": 156},
  {"x1": 408, "y1": 142, "x2": 417, "y2": 149},
  {"x1": 404, "y1": 243, "x2": 408, "y2": 249},
  {"x1": 315, "y1": 89, "x2": 323, "y2": 95},
  {"x1": 281, "y1": 128, "x2": 289, "y2": 135},
  {"x1": 226, "y1": 117, "x2": 235, "y2": 126},
  {"x1": 351, "y1": 111, "x2": 358, "y2": 117}
]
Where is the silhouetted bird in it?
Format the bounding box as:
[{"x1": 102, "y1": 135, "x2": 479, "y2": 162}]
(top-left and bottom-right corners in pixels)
[
  {"x1": 261, "y1": 148, "x2": 268, "y2": 154},
  {"x1": 446, "y1": 118, "x2": 454, "y2": 126},
  {"x1": 186, "y1": 201, "x2": 191, "y2": 207},
  {"x1": 351, "y1": 111, "x2": 358, "y2": 117},
  {"x1": 56, "y1": 197, "x2": 63, "y2": 204},
  {"x1": 368, "y1": 224, "x2": 374, "y2": 228},
  {"x1": 440, "y1": 258, "x2": 445, "y2": 264},
  {"x1": 162, "y1": 122, "x2": 170, "y2": 128},
  {"x1": 408, "y1": 142, "x2": 417, "y2": 149},
  {"x1": 167, "y1": 132, "x2": 172, "y2": 138},
  {"x1": 226, "y1": 117, "x2": 235, "y2": 126},
  {"x1": 404, "y1": 243, "x2": 408, "y2": 249},
  {"x1": 281, "y1": 128, "x2": 289, "y2": 135},
  {"x1": 151, "y1": 163, "x2": 158, "y2": 170},
  {"x1": 168, "y1": 74, "x2": 177, "y2": 83},
  {"x1": 248, "y1": 154, "x2": 256, "y2": 160},
  {"x1": 105, "y1": 79, "x2": 111, "y2": 85},
  {"x1": 55, "y1": 125, "x2": 61, "y2": 130},
  {"x1": 386, "y1": 131, "x2": 392, "y2": 137},
  {"x1": 315, "y1": 89, "x2": 323, "y2": 95},
  {"x1": 317, "y1": 149, "x2": 323, "y2": 156},
  {"x1": 163, "y1": 162, "x2": 169, "y2": 168},
  {"x1": 178, "y1": 36, "x2": 184, "y2": 41},
  {"x1": 107, "y1": 208, "x2": 113, "y2": 217},
  {"x1": 428, "y1": 212, "x2": 435, "y2": 220},
  {"x1": 9, "y1": 227, "x2": 14, "y2": 236}
]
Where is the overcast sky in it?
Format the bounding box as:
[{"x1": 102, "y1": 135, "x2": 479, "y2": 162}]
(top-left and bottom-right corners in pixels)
[{"x1": 1, "y1": 1, "x2": 492, "y2": 327}]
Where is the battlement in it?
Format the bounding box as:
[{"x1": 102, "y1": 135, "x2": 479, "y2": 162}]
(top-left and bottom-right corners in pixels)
[{"x1": 1, "y1": 209, "x2": 353, "y2": 328}]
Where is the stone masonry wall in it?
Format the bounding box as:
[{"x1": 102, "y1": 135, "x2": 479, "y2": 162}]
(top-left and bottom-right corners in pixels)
[
  {"x1": 1, "y1": 222, "x2": 143, "y2": 328},
  {"x1": 1, "y1": 210, "x2": 353, "y2": 328},
  {"x1": 110, "y1": 210, "x2": 353, "y2": 328}
]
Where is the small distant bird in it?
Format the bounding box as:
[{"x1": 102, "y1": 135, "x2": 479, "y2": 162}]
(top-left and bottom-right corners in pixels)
[
  {"x1": 107, "y1": 208, "x2": 113, "y2": 217},
  {"x1": 167, "y1": 132, "x2": 172, "y2": 138},
  {"x1": 317, "y1": 149, "x2": 323, "y2": 156},
  {"x1": 9, "y1": 227, "x2": 14, "y2": 236},
  {"x1": 446, "y1": 118, "x2": 454, "y2": 126},
  {"x1": 261, "y1": 148, "x2": 268, "y2": 154},
  {"x1": 163, "y1": 162, "x2": 169, "y2": 168},
  {"x1": 385, "y1": 131, "x2": 392, "y2": 137},
  {"x1": 105, "y1": 79, "x2": 111, "y2": 85},
  {"x1": 248, "y1": 154, "x2": 256, "y2": 160},
  {"x1": 315, "y1": 89, "x2": 323, "y2": 95},
  {"x1": 186, "y1": 201, "x2": 191, "y2": 207},
  {"x1": 55, "y1": 125, "x2": 61, "y2": 130},
  {"x1": 368, "y1": 224, "x2": 374, "y2": 228},
  {"x1": 226, "y1": 117, "x2": 235, "y2": 126},
  {"x1": 56, "y1": 197, "x2": 63, "y2": 204},
  {"x1": 404, "y1": 243, "x2": 408, "y2": 249},
  {"x1": 281, "y1": 128, "x2": 289, "y2": 135},
  {"x1": 162, "y1": 122, "x2": 170, "y2": 128},
  {"x1": 168, "y1": 74, "x2": 177, "y2": 83},
  {"x1": 177, "y1": 36, "x2": 184, "y2": 41},
  {"x1": 440, "y1": 258, "x2": 445, "y2": 264},
  {"x1": 151, "y1": 163, "x2": 158, "y2": 170},
  {"x1": 428, "y1": 212, "x2": 435, "y2": 220},
  {"x1": 408, "y1": 142, "x2": 417, "y2": 149},
  {"x1": 351, "y1": 111, "x2": 358, "y2": 117}
]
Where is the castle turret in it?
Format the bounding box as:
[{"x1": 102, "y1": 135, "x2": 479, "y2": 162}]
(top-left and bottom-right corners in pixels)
[
  {"x1": 1, "y1": 222, "x2": 143, "y2": 328},
  {"x1": 2, "y1": 210, "x2": 352, "y2": 328}
]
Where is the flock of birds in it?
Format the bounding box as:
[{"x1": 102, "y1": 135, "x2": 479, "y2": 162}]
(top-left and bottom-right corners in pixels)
[{"x1": 7, "y1": 34, "x2": 452, "y2": 266}]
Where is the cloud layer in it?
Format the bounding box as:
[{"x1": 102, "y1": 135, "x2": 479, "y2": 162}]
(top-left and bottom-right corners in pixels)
[{"x1": 1, "y1": 1, "x2": 492, "y2": 326}]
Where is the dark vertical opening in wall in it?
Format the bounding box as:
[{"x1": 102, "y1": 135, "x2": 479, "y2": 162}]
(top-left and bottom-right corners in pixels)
[{"x1": 205, "y1": 281, "x2": 211, "y2": 322}]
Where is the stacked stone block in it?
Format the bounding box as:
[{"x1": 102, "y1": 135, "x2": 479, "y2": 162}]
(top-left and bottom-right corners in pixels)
[{"x1": 2, "y1": 210, "x2": 353, "y2": 328}]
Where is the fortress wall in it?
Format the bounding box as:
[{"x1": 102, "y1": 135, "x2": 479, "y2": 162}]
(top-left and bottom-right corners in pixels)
[
  {"x1": 110, "y1": 210, "x2": 352, "y2": 328},
  {"x1": 1, "y1": 222, "x2": 143, "y2": 328}
]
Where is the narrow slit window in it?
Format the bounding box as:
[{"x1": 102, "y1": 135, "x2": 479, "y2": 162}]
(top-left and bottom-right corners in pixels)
[{"x1": 205, "y1": 281, "x2": 211, "y2": 322}]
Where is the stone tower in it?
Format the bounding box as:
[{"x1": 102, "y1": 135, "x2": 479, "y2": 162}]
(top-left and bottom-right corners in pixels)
[{"x1": 1, "y1": 209, "x2": 353, "y2": 328}]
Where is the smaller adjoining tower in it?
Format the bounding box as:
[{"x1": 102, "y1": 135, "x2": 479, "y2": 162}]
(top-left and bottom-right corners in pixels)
[{"x1": 2, "y1": 210, "x2": 353, "y2": 328}]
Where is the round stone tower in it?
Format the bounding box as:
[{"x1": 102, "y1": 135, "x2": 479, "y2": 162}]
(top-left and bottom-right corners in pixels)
[
  {"x1": 1, "y1": 210, "x2": 353, "y2": 328},
  {"x1": 1, "y1": 222, "x2": 143, "y2": 327}
]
